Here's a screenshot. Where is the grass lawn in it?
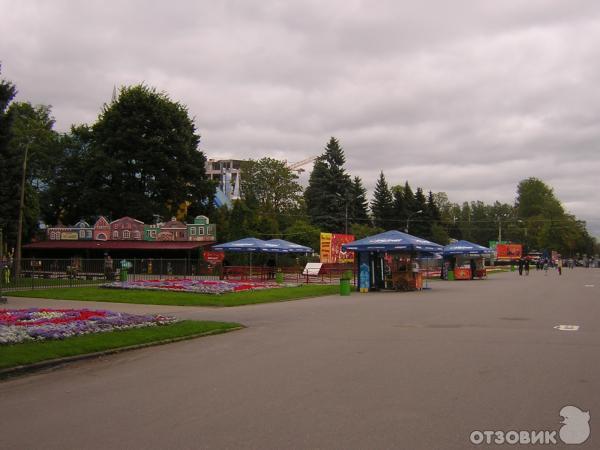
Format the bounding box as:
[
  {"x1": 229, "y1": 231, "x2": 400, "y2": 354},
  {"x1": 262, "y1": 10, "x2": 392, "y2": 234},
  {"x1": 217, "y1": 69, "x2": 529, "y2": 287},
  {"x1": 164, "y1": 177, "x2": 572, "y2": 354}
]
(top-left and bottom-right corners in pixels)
[
  {"x1": 8, "y1": 284, "x2": 340, "y2": 307},
  {"x1": 0, "y1": 320, "x2": 242, "y2": 371}
]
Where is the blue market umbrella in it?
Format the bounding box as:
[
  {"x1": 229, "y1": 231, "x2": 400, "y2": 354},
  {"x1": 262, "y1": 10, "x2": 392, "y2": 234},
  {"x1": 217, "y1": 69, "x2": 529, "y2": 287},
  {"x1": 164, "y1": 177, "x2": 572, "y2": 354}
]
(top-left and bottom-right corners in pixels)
[
  {"x1": 212, "y1": 237, "x2": 269, "y2": 252},
  {"x1": 212, "y1": 237, "x2": 271, "y2": 277},
  {"x1": 443, "y1": 240, "x2": 491, "y2": 256},
  {"x1": 341, "y1": 230, "x2": 443, "y2": 254},
  {"x1": 265, "y1": 239, "x2": 313, "y2": 254}
]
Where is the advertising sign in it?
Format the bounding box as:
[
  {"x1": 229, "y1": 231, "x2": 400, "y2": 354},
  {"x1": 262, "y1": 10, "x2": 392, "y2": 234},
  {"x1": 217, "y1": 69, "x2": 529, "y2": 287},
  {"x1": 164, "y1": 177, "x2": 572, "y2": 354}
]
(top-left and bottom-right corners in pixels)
[
  {"x1": 496, "y1": 243, "x2": 522, "y2": 260},
  {"x1": 203, "y1": 251, "x2": 225, "y2": 265},
  {"x1": 488, "y1": 240, "x2": 508, "y2": 252},
  {"x1": 320, "y1": 233, "x2": 355, "y2": 264},
  {"x1": 61, "y1": 232, "x2": 79, "y2": 240}
]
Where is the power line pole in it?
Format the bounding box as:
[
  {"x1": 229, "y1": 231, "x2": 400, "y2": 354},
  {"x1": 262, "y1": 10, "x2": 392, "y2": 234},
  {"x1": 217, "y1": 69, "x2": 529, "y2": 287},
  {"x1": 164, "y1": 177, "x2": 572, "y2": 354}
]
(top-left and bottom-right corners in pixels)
[{"x1": 15, "y1": 140, "x2": 31, "y2": 277}]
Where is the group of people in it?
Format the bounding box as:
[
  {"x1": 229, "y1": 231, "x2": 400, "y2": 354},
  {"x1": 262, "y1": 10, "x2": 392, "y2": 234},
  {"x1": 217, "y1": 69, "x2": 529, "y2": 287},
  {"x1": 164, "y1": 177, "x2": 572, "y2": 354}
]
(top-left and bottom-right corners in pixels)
[{"x1": 517, "y1": 257, "x2": 570, "y2": 276}]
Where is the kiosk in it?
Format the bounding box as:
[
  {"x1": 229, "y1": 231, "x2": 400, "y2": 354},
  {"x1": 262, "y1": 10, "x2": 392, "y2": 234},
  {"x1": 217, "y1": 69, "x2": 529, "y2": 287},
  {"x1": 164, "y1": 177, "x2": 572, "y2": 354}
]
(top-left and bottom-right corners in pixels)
[
  {"x1": 342, "y1": 230, "x2": 443, "y2": 292},
  {"x1": 442, "y1": 240, "x2": 491, "y2": 280}
]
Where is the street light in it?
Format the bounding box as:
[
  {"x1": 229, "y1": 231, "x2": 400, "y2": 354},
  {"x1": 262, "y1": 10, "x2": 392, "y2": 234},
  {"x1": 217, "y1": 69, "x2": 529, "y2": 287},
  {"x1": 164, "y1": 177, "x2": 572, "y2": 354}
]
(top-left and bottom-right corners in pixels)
[{"x1": 405, "y1": 210, "x2": 423, "y2": 233}]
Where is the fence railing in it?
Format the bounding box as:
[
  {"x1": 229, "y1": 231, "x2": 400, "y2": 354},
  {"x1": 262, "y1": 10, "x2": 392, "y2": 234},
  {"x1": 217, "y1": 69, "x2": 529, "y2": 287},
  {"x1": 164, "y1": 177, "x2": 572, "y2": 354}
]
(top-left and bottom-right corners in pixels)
[
  {"x1": 0, "y1": 258, "x2": 357, "y2": 292},
  {"x1": 0, "y1": 258, "x2": 221, "y2": 292}
]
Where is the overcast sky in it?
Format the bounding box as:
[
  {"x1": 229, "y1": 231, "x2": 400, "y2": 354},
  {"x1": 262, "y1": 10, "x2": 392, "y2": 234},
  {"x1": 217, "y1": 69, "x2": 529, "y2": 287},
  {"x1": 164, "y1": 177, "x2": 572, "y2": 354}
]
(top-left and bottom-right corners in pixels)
[{"x1": 2, "y1": 0, "x2": 600, "y2": 236}]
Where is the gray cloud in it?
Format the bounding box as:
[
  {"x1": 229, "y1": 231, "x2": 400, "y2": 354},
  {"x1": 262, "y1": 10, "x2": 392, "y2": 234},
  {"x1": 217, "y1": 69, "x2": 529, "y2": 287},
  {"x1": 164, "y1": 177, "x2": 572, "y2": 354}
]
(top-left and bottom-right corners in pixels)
[{"x1": 2, "y1": 0, "x2": 600, "y2": 236}]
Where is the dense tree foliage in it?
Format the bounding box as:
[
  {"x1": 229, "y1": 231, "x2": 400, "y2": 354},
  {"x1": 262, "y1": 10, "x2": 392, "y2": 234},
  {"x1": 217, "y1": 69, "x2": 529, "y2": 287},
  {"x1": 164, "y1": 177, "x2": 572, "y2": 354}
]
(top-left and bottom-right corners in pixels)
[
  {"x1": 371, "y1": 172, "x2": 394, "y2": 229},
  {"x1": 42, "y1": 85, "x2": 215, "y2": 224},
  {"x1": 304, "y1": 137, "x2": 352, "y2": 233},
  {"x1": 0, "y1": 79, "x2": 59, "y2": 250}
]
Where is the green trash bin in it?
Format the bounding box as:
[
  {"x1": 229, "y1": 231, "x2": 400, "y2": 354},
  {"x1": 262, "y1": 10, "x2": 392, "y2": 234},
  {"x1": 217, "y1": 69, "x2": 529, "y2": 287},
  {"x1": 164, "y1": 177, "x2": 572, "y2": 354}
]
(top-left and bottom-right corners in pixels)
[
  {"x1": 119, "y1": 269, "x2": 128, "y2": 282},
  {"x1": 275, "y1": 271, "x2": 284, "y2": 284},
  {"x1": 447, "y1": 270, "x2": 455, "y2": 281},
  {"x1": 340, "y1": 278, "x2": 351, "y2": 296}
]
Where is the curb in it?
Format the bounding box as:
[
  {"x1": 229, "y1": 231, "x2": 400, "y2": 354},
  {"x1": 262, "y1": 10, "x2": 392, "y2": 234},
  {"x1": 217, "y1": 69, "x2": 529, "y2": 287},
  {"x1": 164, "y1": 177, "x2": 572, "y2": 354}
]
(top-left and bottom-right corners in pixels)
[{"x1": 0, "y1": 325, "x2": 245, "y2": 379}]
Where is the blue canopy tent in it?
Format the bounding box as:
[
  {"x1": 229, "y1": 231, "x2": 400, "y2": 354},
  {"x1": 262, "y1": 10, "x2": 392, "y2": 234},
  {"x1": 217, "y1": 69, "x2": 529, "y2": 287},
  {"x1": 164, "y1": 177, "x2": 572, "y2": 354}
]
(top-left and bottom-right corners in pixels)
[
  {"x1": 443, "y1": 240, "x2": 491, "y2": 256},
  {"x1": 212, "y1": 238, "x2": 312, "y2": 279},
  {"x1": 341, "y1": 230, "x2": 443, "y2": 292},
  {"x1": 212, "y1": 238, "x2": 271, "y2": 278},
  {"x1": 264, "y1": 239, "x2": 313, "y2": 254},
  {"x1": 342, "y1": 230, "x2": 443, "y2": 253},
  {"x1": 442, "y1": 240, "x2": 491, "y2": 280},
  {"x1": 212, "y1": 237, "x2": 269, "y2": 252}
]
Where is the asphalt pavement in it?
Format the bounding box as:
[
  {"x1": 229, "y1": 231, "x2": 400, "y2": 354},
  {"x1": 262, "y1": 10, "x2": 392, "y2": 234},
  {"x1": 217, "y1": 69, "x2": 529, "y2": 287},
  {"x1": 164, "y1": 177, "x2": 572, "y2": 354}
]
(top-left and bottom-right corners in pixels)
[{"x1": 1, "y1": 267, "x2": 599, "y2": 449}]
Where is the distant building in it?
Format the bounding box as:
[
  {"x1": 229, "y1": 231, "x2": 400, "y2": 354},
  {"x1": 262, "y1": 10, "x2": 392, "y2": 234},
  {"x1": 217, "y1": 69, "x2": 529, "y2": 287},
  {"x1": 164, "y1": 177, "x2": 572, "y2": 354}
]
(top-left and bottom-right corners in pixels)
[
  {"x1": 206, "y1": 158, "x2": 243, "y2": 207},
  {"x1": 31, "y1": 215, "x2": 217, "y2": 258}
]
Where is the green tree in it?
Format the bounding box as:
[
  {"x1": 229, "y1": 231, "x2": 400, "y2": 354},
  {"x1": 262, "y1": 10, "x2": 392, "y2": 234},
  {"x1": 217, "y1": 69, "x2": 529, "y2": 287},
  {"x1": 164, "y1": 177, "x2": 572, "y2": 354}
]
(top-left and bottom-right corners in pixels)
[
  {"x1": 0, "y1": 68, "x2": 17, "y2": 253},
  {"x1": 350, "y1": 223, "x2": 385, "y2": 240},
  {"x1": 392, "y1": 185, "x2": 407, "y2": 226},
  {"x1": 284, "y1": 220, "x2": 321, "y2": 253},
  {"x1": 403, "y1": 181, "x2": 416, "y2": 214},
  {"x1": 40, "y1": 125, "x2": 94, "y2": 225},
  {"x1": 304, "y1": 137, "x2": 352, "y2": 232},
  {"x1": 228, "y1": 200, "x2": 256, "y2": 241},
  {"x1": 371, "y1": 171, "x2": 394, "y2": 230},
  {"x1": 348, "y1": 176, "x2": 370, "y2": 225},
  {"x1": 0, "y1": 100, "x2": 58, "y2": 249},
  {"x1": 84, "y1": 85, "x2": 214, "y2": 222},
  {"x1": 410, "y1": 187, "x2": 428, "y2": 237},
  {"x1": 241, "y1": 157, "x2": 303, "y2": 213}
]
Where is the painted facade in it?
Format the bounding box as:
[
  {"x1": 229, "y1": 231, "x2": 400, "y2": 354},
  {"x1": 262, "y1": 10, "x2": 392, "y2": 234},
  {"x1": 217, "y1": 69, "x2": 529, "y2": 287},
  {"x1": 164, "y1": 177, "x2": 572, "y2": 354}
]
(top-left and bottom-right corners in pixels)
[{"x1": 47, "y1": 215, "x2": 216, "y2": 242}]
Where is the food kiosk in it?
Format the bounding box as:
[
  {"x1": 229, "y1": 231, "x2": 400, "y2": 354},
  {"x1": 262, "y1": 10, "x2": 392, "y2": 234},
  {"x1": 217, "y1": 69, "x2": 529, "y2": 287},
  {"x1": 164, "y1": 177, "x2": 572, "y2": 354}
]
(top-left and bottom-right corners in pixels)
[
  {"x1": 442, "y1": 240, "x2": 491, "y2": 280},
  {"x1": 342, "y1": 230, "x2": 443, "y2": 292}
]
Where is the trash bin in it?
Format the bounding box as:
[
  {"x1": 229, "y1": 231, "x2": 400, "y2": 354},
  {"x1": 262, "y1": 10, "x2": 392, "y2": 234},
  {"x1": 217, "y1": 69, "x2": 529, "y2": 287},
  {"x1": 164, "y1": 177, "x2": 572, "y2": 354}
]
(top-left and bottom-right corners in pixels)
[
  {"x1": 447, "y1": 270, "x2": 455, "y2": 281},
  {"x1": 119, "y1": 269, "x2": 128, "y2": 282},
  {"x1": 340, "y1": 278, "x2": 351, "y2": 296},
  {"x1": 275, "y1": 271, "x2": 284, "y2": 284}
]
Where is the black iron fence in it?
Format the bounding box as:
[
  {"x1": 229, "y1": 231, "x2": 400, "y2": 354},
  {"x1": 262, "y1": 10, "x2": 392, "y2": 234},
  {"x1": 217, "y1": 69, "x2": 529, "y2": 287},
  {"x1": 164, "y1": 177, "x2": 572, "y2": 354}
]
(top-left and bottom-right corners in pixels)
[
  {"x1": 0, "y1": 258, "x2": 221, "y2": 292},
  {"x1": 0, "y1": 258, "x2": 359, "y2": 293}
]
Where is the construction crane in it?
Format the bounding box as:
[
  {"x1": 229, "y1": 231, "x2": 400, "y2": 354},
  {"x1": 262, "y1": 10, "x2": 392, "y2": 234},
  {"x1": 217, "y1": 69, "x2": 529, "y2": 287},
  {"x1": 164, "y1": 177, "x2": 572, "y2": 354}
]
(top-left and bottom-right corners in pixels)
[{"x1": 287, "y1": 156, "x2": 318, "y2": 173}]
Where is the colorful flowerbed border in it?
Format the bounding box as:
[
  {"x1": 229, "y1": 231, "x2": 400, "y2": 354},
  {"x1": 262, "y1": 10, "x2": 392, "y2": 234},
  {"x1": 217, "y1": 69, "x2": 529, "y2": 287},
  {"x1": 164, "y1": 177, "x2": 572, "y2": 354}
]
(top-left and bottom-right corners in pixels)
[
  {"x1": 1, "y1": 308, "x2": 176, "y2": 345},
  {"x1": 103, "y1": 279, "x2": 285, "y2": 295}
]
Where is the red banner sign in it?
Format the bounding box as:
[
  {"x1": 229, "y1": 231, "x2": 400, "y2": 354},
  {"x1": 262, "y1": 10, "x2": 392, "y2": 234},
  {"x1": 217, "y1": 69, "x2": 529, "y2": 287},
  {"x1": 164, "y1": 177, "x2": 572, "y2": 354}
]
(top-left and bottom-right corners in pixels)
[
  {"x1": 320, "y1": 233, "x2": 354, "y2": 264},
  {"x1": 496, "y1": 244, "x2": 522, "y2": 260},
  {"x1": 203, "y1": 251, "x2": 225, "y2": 265}
]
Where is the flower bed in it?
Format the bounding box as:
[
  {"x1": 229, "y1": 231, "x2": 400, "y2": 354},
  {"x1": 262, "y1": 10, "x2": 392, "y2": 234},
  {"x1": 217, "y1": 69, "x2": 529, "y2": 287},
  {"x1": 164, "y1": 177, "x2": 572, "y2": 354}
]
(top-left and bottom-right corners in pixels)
[
  {"x1": 103, "y1": 279, "x2": 283, "y2": 295},
  {"x1": 0, "y1": 308, "x2": 176, "y2": 345}
]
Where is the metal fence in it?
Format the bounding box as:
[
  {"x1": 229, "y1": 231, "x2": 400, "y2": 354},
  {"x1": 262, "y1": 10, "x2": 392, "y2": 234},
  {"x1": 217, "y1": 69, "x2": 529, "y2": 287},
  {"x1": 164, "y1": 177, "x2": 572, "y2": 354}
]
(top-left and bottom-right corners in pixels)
[
  {"x1": 0, "y1": 258, "x2": 358, "y2": 293},
  {"x1": 0, "y1": 258, "x2": 220, "y2": 292}
]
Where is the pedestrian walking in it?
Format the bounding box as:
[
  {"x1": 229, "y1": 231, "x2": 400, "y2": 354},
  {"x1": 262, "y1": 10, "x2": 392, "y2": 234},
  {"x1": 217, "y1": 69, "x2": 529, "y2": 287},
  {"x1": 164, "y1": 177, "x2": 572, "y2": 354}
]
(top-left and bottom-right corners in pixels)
[
  {"x1": 557, "y1": 259, "x2": 562, "y2": 275},
  {"x1": 525, "y1": 258, "x2": 530, "y2": 276},
  {"x1": 543, "y1": 259, "x2": 549, "y2": 275},
  {"x1": 518, "y1": 258, "x2": 524, "y2": 276}
]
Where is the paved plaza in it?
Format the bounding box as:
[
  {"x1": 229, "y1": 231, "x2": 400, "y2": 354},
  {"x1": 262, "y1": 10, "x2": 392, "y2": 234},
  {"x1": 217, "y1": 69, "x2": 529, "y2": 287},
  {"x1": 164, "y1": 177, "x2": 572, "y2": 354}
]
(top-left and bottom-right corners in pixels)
[{"x1": 1, "y1": 268, "x2": 599, "y2": 449}]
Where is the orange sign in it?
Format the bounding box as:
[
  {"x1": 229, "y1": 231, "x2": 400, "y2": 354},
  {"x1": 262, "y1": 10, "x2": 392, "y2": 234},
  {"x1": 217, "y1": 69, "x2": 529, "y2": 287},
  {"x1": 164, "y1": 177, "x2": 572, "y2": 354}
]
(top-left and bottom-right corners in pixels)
[{"x1": 496, "y1": 244, "x2": 522, "y2": 260}]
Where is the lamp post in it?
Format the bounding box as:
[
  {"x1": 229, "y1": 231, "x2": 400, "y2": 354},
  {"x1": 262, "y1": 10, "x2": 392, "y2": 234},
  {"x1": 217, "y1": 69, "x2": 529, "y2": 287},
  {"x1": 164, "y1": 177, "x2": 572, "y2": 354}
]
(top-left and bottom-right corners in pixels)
[{"x1": 405, "y1": 210, "x2": 423, "y2": 233}]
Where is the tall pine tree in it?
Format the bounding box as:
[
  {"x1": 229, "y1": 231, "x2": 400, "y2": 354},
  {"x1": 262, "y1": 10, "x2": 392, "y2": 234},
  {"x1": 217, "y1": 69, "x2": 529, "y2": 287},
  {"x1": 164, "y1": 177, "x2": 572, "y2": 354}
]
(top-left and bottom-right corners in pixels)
[
  {"x1": 304, "y1": 137, "x2": 352, "y2": 232},
  {"x1": 409, "y1": 187, "x2": 428, "y2": 237},
  {"x1": 392, "y1": 185, "x2": 407, "y2": 226},
  {"x1": 371, "y1": 172, "x2": 394, "y2": 230},
  {"x1": 349, "y1": 176, "x2": 370, "y2": 225}
]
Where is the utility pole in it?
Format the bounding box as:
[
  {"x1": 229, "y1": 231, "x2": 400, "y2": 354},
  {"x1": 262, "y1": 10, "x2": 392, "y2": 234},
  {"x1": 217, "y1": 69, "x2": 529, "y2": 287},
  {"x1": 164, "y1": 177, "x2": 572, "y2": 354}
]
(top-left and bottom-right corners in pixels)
[
  {"x1": 345, "y1": 202, "x2": 348, "y2": 235},
  {"x1": 15, "y1": 140, "x2": 31, "y2": 277}
]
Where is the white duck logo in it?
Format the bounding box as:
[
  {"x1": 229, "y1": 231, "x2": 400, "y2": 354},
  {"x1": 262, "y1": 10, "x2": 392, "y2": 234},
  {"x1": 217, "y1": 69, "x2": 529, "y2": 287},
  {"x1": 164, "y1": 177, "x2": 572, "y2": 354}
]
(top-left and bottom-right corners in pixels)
[{"x1": 559, "y1": 405, "x2": 590, "y2": 444}]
